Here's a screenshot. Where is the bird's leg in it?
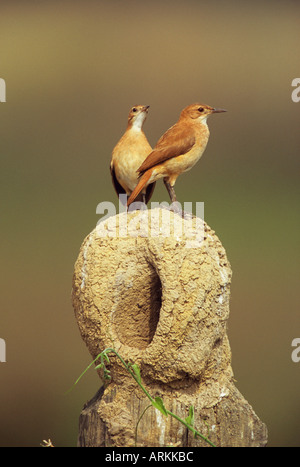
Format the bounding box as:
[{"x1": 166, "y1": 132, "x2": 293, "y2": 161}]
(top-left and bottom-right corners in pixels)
[
  {"x1": 163, "y1": 178, "x2": 177, "y2": 203},
  {"x1": 163, "y1": 178, "x2": 184, "y2": 216}
]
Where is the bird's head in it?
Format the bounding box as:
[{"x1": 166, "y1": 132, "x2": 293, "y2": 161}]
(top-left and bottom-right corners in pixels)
[
  {"x1": 128, "y1": 105, "x2": 150, "y2": 130},
  {"x1": 180, "y1": 103, "x2": 227, "y2": 124}
]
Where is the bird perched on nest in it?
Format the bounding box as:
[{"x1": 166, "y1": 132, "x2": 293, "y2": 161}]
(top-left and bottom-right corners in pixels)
[
  {"x1": 110, "y1": 105, "x2": 155, "y2": 205},
  {"x1": 127, "y1": 103, "x2": 226, "y2": 207}
]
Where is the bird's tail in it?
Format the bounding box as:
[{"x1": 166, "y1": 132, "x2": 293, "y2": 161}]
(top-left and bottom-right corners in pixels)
[{"x1": 127, "y1": 170, "x2": 152, "y2": 207}]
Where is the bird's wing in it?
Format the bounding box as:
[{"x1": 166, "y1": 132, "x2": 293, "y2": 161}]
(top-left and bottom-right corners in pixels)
[
  {"x1": 137, "y1": 124, "x2": 195, "y2": 174},
  {"x1": 110, "y1": 162, "x2": 127, "y2": 198}
]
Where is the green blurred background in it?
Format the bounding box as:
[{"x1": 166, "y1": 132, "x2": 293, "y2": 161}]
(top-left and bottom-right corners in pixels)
[{"x1": 1, "y1": 0, "x2": 299, "y2": 447}]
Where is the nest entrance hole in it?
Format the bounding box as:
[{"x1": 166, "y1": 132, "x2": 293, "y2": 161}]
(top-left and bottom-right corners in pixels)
[{"x1": 113, "y1": 263, "x2": 162, "y2": 349}]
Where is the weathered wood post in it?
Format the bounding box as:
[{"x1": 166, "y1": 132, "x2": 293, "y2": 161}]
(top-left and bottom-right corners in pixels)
[{"x1": 72, "y1": 207, "x2": 267, "y2": 447}]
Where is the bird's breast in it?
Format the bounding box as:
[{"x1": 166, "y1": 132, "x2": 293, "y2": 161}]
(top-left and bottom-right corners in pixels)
[{"x1": 112, "y1": 132, "x2": 152, "y2": 192}]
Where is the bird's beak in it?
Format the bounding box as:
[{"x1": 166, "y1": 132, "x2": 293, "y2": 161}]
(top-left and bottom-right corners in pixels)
[
  {"x1": 212, "y1": 108, "x2": 227, "y2": 113},
  {"x1": 143, "y1": 105, "x2": 150, "y2": 112}
]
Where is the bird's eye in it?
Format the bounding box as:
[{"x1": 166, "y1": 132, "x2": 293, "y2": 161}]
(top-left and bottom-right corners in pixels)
[
  {"x1": 132, "y1": 107, "x2": 137, "y2": 112},
  {"x1": 198, "y1": 107, "x2": 204, "y2": 113}
]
